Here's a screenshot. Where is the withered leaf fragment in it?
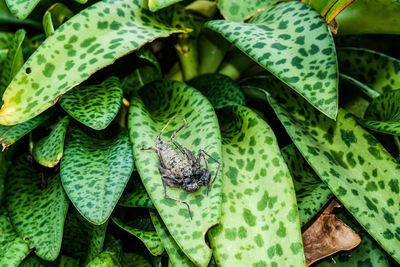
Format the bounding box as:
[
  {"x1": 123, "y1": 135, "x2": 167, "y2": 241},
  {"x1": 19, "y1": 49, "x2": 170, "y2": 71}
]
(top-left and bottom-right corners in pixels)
[{"x1": 302, "y1": 200, "x2": 361, "y2": 266}]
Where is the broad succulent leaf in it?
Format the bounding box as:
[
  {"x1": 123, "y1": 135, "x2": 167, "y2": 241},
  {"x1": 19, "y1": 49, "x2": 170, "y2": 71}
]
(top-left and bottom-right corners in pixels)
[
  {"x1": 206, "y1": 1, "x2": 338, "y2": 119},
  {"x1": 0, "y1": 29, "x2": 25, "y2": 100},
  {"x1": 216, "y1": 0, "x2": 278, "y2": 22},
  {"x1": 209, "y1": 106, "x2": 305, "y2": 266},
  {"x1": 86, "y1": 238, "x2": 123, "y2": 267},
  {"x1": 5, "y1": 0, "x2": 39, "y2": 20},
  {"x1": 111, "y1": 216, "x2": 164, "y2": 256},
  {"x1": 316, "y1": 208, "x2": 389, "y2": 267},
  {"x1": 149, "y1": 210, "x2": 194, "y2": 267},
  {"x1": 337, "y1": 48, "x2": 400, "y2": 94},
  {"x1": 59, "y1": 77, "x2": 123, "y2": 130},
  {"x1": 128, "y1": 80, "x2": 222, "y2": 267},
  {"x1": 0, "y1": 0, "x2": 181, "y2": 125},
  {"x1": 0, "y1": 32, "x2": 15, "y2": 49},
  {"x1": 42, "y1": 3, "x2": 74, "y2": 37},
  {"x1": 33, "y1": 116, "x2": 70, "y2": 168},
  {"x1": 4, "y1": 157, "x2": 69, "y2": 261},
  {"x1": 187, "y1": 74, "x2": 245, "y2": 109},
  {"x1": 148, "y1": 0, "x2": 183, "y2": 12},
  {"x1": 281, "y1": 144, "x2": 332, "y2": 226},
  {"x1": 0, "y1": 214, "x2": 30, "y2": 266},
  {"x1": 0, "y1": 110, "x2": 51, "y2": 150},
  {"x1": 60, "y1": 127, "x2": 134, "y2": 225},
  {"x1": 62, "y1": 209, "x2": 107, "y2": 265},
  {"x1": 247, "y1": 76, "x2": 400, "y2": 263},
  {"x1": 118, "y1": 178, "x2": 154, "y2": 209},
  {"x1": 356, "y1": 90, "x2": 400, "y2": 135}
]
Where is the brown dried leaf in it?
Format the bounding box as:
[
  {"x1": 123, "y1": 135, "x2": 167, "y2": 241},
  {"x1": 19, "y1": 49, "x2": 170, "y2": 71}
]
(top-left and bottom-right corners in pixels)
[{"x1": 302, "y1": 200, "x2": 361, "y2": 266}]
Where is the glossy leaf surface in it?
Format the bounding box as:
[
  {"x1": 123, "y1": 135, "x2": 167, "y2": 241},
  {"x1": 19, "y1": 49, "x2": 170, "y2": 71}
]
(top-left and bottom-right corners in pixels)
[
  {"x1": 33, "y1": 116, "x2": 70, "y2": 167},
  {"x1": 187, "y1": 74, "x2": 245, "y2": 109},
  {"x1": 206, "y1": 1, "x2": 338, "y2": 119},
  {"x1": 250, "y1": 76, "x2": 400, "y2": 263},
  {"x1": 128, "y1": 80, "x2": 222, "y2": 267},
  {"x1": 209, "y1": 106, "x2": 305, "y2": 266},
  {"x1": 281, "y1": 144, "x2": 332, "y2": 226},
  {"x1": 61, "y1": 127, "x2": 134, "y2": 224},
  {"x1": 118, "y1": 178, "x2": 154, "y2": 209},
  {"x1": 216, "y1": 0, "x2": 278, "y2": 21},
  {"x1": 111, "y1": 216, "x2": 164, "y2": 256},
  {"x1": 59, "y1": 77, "x2": 122, "y2": 130},
  {"x1": 5, "y1": 157, "x2": 69, "y2": 260},
  {"x1": 0, "y1": 0, "x2": 181, "y2": 125},
  {"x1": 148, "y1": 0, "x2": 183, "y2": 12},
  {"x1": 5, "y1": 0, "x2": 39, "y2": 20}
]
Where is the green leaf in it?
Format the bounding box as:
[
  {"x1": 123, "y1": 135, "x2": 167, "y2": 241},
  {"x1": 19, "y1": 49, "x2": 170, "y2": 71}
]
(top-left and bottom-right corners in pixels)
[
  {"x1": 302, "y1": 0, "x2": 354, "y2": 22},
  {"x1": 0, "y1": 0, "x2": 181, "y2": 125},
  {"x1": 111, "y1": 216, "x2": 164, "y2": 256},
  {"x1": 187, "y1": 74, "x2": 245, "y2": 109},
  {"x1": 149, "y1": 210, "x2": 194, "y2": 267},
  {"x1": 32, "y1": 116, "x2": 70, "y2": 168},
  {"x1": 281, "y1": 144, "x2": 332, "y2": 226},
  {"x1": 118, "y1": 178, "x2": 154, "y2": 209},
  {"x1": 0, "y1": 110, "x2": 51, "y2": 150},
  {"x1": 315, "y1": 207, "x2": 389, "y2": 267},
  {"x1": 148, "y1": 0, "x2": 183, "y2": 12},
  {"x1": 0, "y1": 29, "x2": 25, "y2": 101},
  {"x1": 128, "y1": 80, "x2": 222, "y2": 267},
  {"x1": 356, "y1": 89, "x2": 400, "y2": 135},
  {"x1": 0, "y1": 32, "x2": 15, "y2": 49},
  {"x1": 0, "y1": 151, "x2": 7, "y2": 201},
  {"x1": 0, "y1": 214, "x2": 31, "y2": 266},
  {"x1": 247, "y1": 76, "x2": 400, "y2": 263},
  {"x1": 216, "y1": 0, "x2": 278, "y2": 22},
  {"x1": 62, "y1": 208, "x2": 107, "y2": 265},
  {"x1": 209, "y1": 106, "x2": 305, "y2": 266},
  {"x1": 337, "y1": 48, "x2": 400, "y2": 94},
  {"x1": 60, "y1": 127, "x2": 134, "y2": 224},
  {"x1": 206, "y1": 1, "x2": 338, "y2": 119},
  {"x1": 59, "y1": 77, "x2": 123, "y2": 130},
  {"x1": 87, "y1": 238, "x2": 123, "y2": 267},
  {"x1": 137, "y1": 46, "x2": 162, "y2": 75},
  {"x1": 5, "y1": 0, "x2": 40, "y2": 20},
  {"x1": 59, "y1": 255, "x2": 80, "y2": 267},
  {"x1": 121, "y1": 253, "x2": 153, "y2": 267},
  {"x1": 42, "y1": 3, "x2": 74, "y2": 37},
  {"x1": 325, "y1": 0, "x2": 355, "y2": 23},
  {"x1": 5, "y1": 156, "x2": 69, "y2": 261}
]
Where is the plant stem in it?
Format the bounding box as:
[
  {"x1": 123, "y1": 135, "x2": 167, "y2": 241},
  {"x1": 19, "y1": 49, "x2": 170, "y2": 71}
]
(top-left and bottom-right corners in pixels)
[
  {"x1": 175, "y1": 34, "x2": 199, "y2": 81},
  {"x1": 394, "y1": 136, "x2": 400, "y2": 157},
  {"x1": 198, "y1": 31, "x2": 230, "y2": 74},
  {"x1": 218, "y1": 50, "x2": 255, "y2": 80}
]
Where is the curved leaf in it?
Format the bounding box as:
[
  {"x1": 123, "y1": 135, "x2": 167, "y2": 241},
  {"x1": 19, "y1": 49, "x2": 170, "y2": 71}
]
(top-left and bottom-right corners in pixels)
[
  {"x1": 33, "y1": 116, "x2": 70, "y2": 168},
  {"x1": 187, "y1": 74, "x2": 245, "y2": 109},
  {"x1": 209, "y1": 106, "x2": 305, "y2": 266},
  {"x1": 118, "y1": 178, "x2": 154, "y2": 209},
  {"x1": 0, "y1": 0, "x2": 181, "y2": 125},
  {"x1": 5, "y1": 0, "x2": 39, "y2": 20},
  {"x1": 0, "y1": 214, "x2": 30, "y2": 266},
  {"x1": 302, "y1": 0, "x2": 354, "y2": 23},
  {"x1": 87, "y1": 238, "x2": 123, "y2": 267},
  {"x1": 216, "y1": 0, "x2": 278, "y2": 21},
  {"x1": 5, "y1": 157, "x2": 69, "y2": 261},
  {"x1": 338, "y1": 48, "x2": 400, "y2": 94},
  {"x1": 281, "y1": 144, "x2": 332, "y2": 226},
  {"x1": 111, "y1": 216, "x2": 164, "y2": 256},
  {"x1": 122, "y1": 253, "x2": 152, "y2": 267},
  {"x1": 60, "y1": 127, "x2": 134, "y2": 224},
  {"x1": 59, "y1": 77, "x2": 122, "y2": 130},
  {"x1": 247, "y1": 76, "x2": 400, "y2": 263},
  {"x1": 128, "y1": 80, "x2": 222, "y2": 267},
  {"x1": 148, "y1": 0, "x2": 183, "y2": 12},
  {"x1": 149, "y1": 210, "x2": 194, "y2": 267},
  {"x1": 206, "y1": 1, "x2": 338, "y2": 119},
  {"x1": 42, "y1": 3, "x2": 74, "y2": 37}
]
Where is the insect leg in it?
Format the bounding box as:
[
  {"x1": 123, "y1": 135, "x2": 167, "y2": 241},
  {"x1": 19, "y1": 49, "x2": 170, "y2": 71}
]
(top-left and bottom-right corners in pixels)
[
  {"x1": 197, "y1": 149, "x2": 221, "y2": 196},
  {"x1": 158, "y1": 115, "x2": 187, "y2": 154},
  {"x1": 161, "y1": 178, "x2": 192, "y2": 220},
  {"x1": 140, "y1": 144, "x2": 157, "y2": 151}
]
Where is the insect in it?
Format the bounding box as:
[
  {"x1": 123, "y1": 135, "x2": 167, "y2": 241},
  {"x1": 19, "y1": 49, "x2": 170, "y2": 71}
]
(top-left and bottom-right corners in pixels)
[{"x1": 141, "y1": 115, "x2": 221, "y2": 219}]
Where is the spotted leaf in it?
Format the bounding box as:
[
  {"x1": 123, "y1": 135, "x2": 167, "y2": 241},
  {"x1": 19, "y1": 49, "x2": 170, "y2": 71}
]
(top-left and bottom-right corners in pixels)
[
  {"x1": 5, "y1": 0, "x2": 40, "y2": 20},
  {"x1": 128, "y1": 80, "x2": 222, "y2": 267},
  {"x1": 187, "y1": 74, "x2": 245, "y2": 109},
  {"x1": 0, "y1": 110, "x2": 51, "y2": 150},
  {"x1": 111, "y1": 216, "x2": 164, "y2": 256},
  {"x1": 337, "y1": 48, "x2": 400, "y2": 95},
  {"x1": 316, "y1": 207, "x2": 389, "y2": 267},
  {"x1": 4, "y1": 156, "x2": 69, "y2": 261},
  {"x1": 59, "y1": 77, "x2": 122, "y2": 130},
  {"x1": 0, "y1": 0, "x2": 182, "y2": 125},
  {"x1": 33, "y1": 116, "x2": 70, "y2": 168},
  {"x1": 42, "y1": 3, "x2": 74, "y2": 37},
  {"x1": 246, "y1": 76, "x2": 400, "y2": 263},
  {"x1": 206, "y1": 1, "x2": 338, "y2": 119},
  {"x1": 208, "y1": 106, "x2": 305, "y2": 266},
  {"x1": 86, "y1": 238, "x2": 123, "y2": 267},
  {"x1": 217, "y1": 0, "x2": 278, "y2": 22},
  {"x1": 149, "y1": 210, "x2": 194, "y2": 267},
  {"x1": 60, "y1": 127, "x2": 134, "y2": 224},
  {"x1": 62, "y1": 208, "x2": 107, "y2": 265},
  {"x1": 302, "y1": 0, "x2": 354, "y2": 23},
  {"x1": 148, "y1": 0, "x2": 183, "y2": 12},
  {"x1": 281, "y1": 144, "x2": 332, "y2": 226},
  {"x1": 118, "y1": 178, "x2": 154, "y2": 209},
  {"x1": 0, "y1": 214, "x2": 30, "y2": 266}
]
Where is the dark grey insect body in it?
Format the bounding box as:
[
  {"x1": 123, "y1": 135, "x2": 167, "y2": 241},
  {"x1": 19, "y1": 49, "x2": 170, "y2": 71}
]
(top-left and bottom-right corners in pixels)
[{"x1": 141, "y1": 115, "x2": 221, "y2": 219}]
